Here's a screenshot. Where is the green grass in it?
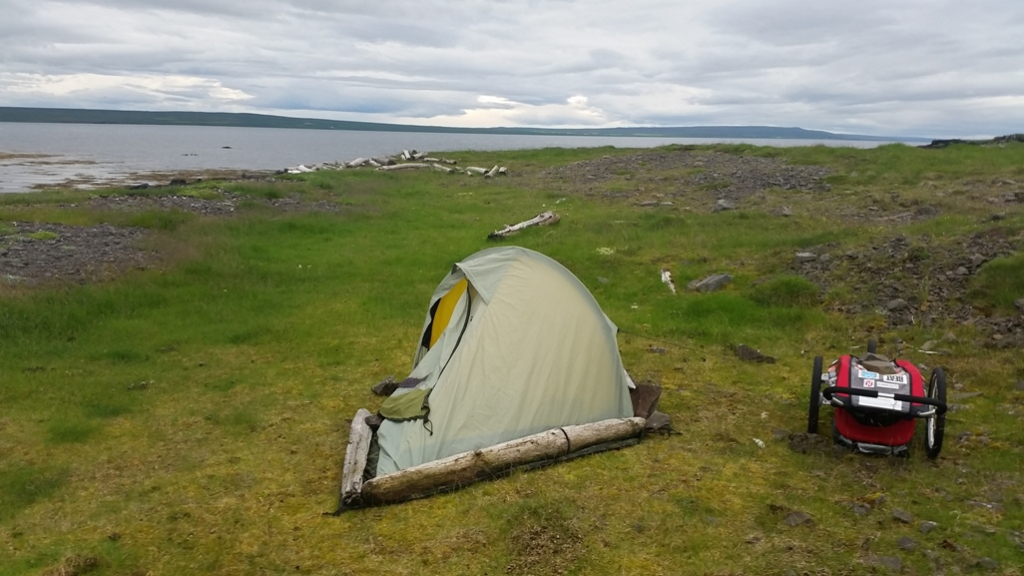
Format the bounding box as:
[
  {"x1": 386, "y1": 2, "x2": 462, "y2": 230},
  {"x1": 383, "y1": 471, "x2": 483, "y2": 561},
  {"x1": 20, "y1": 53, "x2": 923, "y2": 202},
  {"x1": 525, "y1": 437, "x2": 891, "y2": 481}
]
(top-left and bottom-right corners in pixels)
[
  {"x1": 26, "y1": 230, "x2": 59, "y2": 241},
  {"x1": 970, "y1": 253, "x2": 1024, "y2": 314},
  {"x1": 1, "y1": 141, "x2": 1023, "y2": 575}
]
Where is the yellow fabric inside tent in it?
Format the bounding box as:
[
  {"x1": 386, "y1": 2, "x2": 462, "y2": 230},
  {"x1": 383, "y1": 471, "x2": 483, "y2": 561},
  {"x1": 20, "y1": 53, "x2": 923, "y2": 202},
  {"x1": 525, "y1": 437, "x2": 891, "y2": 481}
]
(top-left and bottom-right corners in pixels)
[{"x1": 429, "y1": 278, "x2": 467, "y2": 348}]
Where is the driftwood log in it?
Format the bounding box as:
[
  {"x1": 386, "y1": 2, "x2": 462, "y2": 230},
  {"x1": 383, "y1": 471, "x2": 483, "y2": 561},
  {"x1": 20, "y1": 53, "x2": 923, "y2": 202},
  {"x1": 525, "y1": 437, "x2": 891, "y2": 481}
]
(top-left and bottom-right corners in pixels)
[
  {"x1": 488, "y1": 211, "x2": 560, "y2": 239},
  {"x1": 339, "y1": 408, "x2": 374, "y2": 506},
  {"x1": 377, "y1": 163, "x2": 430, "y2": 172},
  {"x1": 357, "y1": 416, "x2": 645, "y2": 506}
]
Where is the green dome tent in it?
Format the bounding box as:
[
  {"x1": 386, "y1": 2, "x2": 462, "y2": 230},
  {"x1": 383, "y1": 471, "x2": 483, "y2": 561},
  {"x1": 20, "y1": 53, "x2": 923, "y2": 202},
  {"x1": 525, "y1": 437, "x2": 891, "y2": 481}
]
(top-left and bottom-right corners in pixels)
[{"x1": 338, "y1": 246, "x2": 650, "y2": 508}]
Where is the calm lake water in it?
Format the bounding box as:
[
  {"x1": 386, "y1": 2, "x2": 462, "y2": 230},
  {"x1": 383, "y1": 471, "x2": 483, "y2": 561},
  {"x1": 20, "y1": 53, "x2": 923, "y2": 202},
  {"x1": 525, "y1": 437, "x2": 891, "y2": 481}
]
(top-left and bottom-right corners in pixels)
[{"x1": 0, "y1": 122, "x2": 900, "y2": 193}]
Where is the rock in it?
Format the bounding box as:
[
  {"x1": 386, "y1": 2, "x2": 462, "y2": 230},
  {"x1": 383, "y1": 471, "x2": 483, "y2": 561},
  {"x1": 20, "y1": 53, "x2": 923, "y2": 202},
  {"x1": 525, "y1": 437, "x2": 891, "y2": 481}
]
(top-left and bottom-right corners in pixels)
[
  {"x1": 597, "y1": 276, "x2": 609, "y2": 284},
  {"x1": 1016, "y1": 381, "x2": 1024, "y2": 391},
  {"x1": 712, "y1": 198, "x2": 736, "y2": 212},
  {"x1": 956, "y1": 266, "x2": 969, "y2": 276},
  {"x1": 637, "y1": 200, "x2": 659, "y2": 207},
  {"x1": 865, "y1": 556, "x2": 902, "y2": 573},
  {"x1": 892, "y1": 508, "x2": 914, "y2": 523},
  {"x1": 851, "y1": 502, "x2": 871, "y2": 516},
  {"x1": 795, "y1": 251, "x2": 818, "y2": 262},
  {"x1": 734, "y1": 344, "x2": 776, "y2": 364},
  {"x1": 916, "y1": 205, "x2": 939, "y2": 216},
  {"x1": 774, "y1": 206, "x2": 792, "y2": 217},
  {"x1": 784, "y1": 510, "x2": 814, "y2": 527},
  {"x1": 886, "y1": 298, "x2": 908, "y2": 311},
  {"x1": 771, "y1": 428, "x2": 791, "y2": 441},
  {"x1": 897, "y1": 536, "x2": 918, "y2": 551},
  {"x1": 974, "y1": 557, "x2": 999, "y2": 571},
  {"x1": 1014, "y1": 298, "x2": 1024, "y2": 313},
  {"x1": 646, "y1": 346, "x2": 667, "y2": 354},
  {"x1": 990, "y1": 213, "x2": 1007, "y2": 221},
  {"x1": 919, "y1": 520, "x2": 939, "y2": 534},
  {"x1": 168, "y1": 178, "x2": 188, "y2": 186},
  {"x1": 370, "y1": 376, "x2": 398, "y2": 396},
  {"x1": 920, "y1": 340, "x2": 938, "y2": 351},
  {"x1": 687, "y1": 273, "x2": 732, "y2": 293}
]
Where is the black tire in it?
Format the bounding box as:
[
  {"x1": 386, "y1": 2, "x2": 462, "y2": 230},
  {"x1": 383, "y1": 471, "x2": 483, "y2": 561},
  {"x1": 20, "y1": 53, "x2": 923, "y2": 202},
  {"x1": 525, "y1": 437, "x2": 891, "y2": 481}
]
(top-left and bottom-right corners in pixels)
[
  {"x1": 808, "y1": 356, "x2": 824, "y2": 434},
  {"x1": 866, "y1": 339, "x2": 877, "y2": 354},
  {"x1": 925, "y1": 367, "x2": 947, "y2": 459}
]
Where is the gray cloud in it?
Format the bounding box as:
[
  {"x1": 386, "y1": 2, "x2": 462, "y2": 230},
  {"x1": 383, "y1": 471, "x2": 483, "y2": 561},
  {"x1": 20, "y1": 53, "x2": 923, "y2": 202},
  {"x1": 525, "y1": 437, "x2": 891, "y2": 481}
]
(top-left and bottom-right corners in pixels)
[{"x1": 1, "y1": 0, "x2": 1022, "y2": 137}]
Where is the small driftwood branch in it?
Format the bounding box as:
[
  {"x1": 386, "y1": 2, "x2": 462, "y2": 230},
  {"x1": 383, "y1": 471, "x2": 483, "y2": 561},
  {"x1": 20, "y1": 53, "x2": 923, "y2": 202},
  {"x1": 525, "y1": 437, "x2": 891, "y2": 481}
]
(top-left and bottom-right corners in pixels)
[
  {"x1": 339, "y1": 408, "x2": 373, "y2": 507},
  {"x1": 431, "y1": 163, "x2": 456, "y2": 174},
  {"x1": 484, "y1": 165, "x2": 500, "y2": 178},
  {"x1": 377, "y1": 163, "x2": 430, "y2": 171},
  {"x1": 465, "y1": 166, "x2": 489, "y2": 175},
  {"x1": 358, "y1": 417, "x2": 644, "y2": 506},
  {"x1": 488, "y1": 211, "x2": 560, "y2": 239}
]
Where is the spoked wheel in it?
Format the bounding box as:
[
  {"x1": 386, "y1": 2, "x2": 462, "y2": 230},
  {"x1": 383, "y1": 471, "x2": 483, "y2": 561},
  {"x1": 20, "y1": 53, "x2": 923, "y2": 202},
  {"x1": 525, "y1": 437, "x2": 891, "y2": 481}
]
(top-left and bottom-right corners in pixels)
[
  {"x1": 925, "y1": 367, "x2": 947, "y2": 459},
  {"x1": 866, "y1": 339, "x2": 877, "y2": 354},
  {"x1": 807, "y1": 356, "x2": 824, "y2": 434}
]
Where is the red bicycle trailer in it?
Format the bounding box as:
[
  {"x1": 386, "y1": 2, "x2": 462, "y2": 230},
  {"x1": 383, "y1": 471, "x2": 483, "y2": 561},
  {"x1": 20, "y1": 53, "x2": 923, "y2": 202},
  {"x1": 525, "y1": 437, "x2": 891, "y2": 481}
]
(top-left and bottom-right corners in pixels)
[{"x1": 807, "y1": 340, "x2": 948, "y2": 457}]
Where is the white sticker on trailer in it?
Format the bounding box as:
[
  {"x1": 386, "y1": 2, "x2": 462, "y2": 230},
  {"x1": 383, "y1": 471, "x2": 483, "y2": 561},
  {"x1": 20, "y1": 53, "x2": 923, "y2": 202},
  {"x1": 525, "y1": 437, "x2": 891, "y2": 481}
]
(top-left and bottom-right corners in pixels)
[
  {"x1": 881, "y1": 373, "x2": 908, "y2": 384},
  {"x1": 858, "y1": 396, "x2": 903, "y2": 410}
]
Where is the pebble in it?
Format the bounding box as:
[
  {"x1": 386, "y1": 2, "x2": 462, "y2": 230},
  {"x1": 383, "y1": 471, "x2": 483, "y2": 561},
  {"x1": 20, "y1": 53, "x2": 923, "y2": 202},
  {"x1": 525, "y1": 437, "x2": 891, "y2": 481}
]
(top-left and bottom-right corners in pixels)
[
  {"x1": 892, "y1": 508, "x2": 914, "y2": 523},
  {"x1": 896, "y1": 536, "x2": 918, "y2": 551},
  {"x1": 784, "y1": 511, "x2": 814, "y2": 527},
  {"x1": 919, "y1": 521, "x2": 939, "y2": 534}
]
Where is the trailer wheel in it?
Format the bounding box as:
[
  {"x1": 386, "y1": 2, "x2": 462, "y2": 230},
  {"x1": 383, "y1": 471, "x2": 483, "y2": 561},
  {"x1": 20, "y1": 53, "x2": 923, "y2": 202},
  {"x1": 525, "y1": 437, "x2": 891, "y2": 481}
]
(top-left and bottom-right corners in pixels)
[
  {"x1": 925, "y1": 367, "x2": 947, "y2": 459},
  {"x1": 807, "y1": 356, "x2": 824, "y2": 434}
]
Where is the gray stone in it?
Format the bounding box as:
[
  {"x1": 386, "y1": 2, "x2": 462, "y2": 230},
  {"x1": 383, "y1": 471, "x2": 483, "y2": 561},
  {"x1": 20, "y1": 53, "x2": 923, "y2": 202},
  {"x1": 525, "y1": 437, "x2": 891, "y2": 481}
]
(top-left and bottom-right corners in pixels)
[
  {"x1": 919, "y1": 520, "x2": 939, "y2": 534},
  {"x1": 735, "y1": 344, "x2": 776, "y2": 364},
  {"x1": 887, "y1": 298, "x2": 909, "y2": 311},
  {"x1": 597, "y1": 276, "x2": 609, "y2": 284},
  {"x1": 1014, "y1": 298, "x2": 1024, "y2": 313},
  {"x1": 775, "y1": 206, "x2": 793, "y2": 217},
  {"x1": 974, "y1": 557, "x2": 999, "y2": 571},
  {"x1": 916, "y1": 205, "x2": 939, "y2": 216},
  {"x1": 687, "y1": 273, "x2": 732, "y2": 293},
  {"x1": 771, "y1": 428, "x2": 791, "y2": 441},
  {"x1": 784, "y1": 510, "x2": 814, "y2": 527},
  {"x1": 921, "y1": 340, "x2": 939, "y2": 351},
  {"x1": 897, "y1": 536, "x2": 918, "y2": 551},
  {"x1": 956, "y1": 266, "x2": 969, "y2": 276},
  {"x1": 865, "y1": 556, "x2": 903, "y2": 573},
  {"x1": 851, "y1": 502, "x2": 871, "y2": 516},
  {"x1": 795, "y1": 251, "x2": 818, "y2": 262},
  {"x1": 893, "y1": 508, "x2": 914, "y2": 523},
  {"x1": 712, "y1": 198, "x2": 736, "y2": 212}
]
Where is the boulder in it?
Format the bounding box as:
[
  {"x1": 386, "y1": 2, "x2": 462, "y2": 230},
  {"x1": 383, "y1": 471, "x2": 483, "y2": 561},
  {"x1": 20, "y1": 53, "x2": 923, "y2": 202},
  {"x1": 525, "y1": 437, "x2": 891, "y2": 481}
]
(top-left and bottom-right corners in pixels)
[{"x1": 687, "y1": 273, "x2": 732, "y2": 292}]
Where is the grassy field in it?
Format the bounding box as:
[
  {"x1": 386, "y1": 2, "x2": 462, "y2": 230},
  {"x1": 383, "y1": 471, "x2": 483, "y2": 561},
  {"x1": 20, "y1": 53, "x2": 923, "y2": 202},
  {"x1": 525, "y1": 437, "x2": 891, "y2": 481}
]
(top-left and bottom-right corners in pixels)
[{"x1": 1, "y1": 142, "x2": 1023, "y2": 575}]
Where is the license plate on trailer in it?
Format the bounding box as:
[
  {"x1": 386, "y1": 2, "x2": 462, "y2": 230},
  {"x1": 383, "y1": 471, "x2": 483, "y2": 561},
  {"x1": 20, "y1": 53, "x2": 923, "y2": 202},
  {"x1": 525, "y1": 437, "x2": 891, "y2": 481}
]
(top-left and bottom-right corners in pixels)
[{"x1": 857, "y1": 396, "x2": 903, "y2": 411}]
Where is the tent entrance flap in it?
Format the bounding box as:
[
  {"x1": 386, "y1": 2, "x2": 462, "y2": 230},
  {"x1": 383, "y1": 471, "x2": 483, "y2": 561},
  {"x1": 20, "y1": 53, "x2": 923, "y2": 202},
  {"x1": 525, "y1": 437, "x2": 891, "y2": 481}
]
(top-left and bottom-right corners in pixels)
[{"x1": 420, "y1": 278, "x2": 468, "y2": 350}]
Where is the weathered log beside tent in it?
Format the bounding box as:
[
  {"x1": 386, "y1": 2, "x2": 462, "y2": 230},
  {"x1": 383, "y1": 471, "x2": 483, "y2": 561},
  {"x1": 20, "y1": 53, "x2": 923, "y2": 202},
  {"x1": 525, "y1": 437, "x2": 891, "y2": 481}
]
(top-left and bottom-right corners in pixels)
[{"x1": 336, "y1": 247, "x2": 659, "y2": 510}]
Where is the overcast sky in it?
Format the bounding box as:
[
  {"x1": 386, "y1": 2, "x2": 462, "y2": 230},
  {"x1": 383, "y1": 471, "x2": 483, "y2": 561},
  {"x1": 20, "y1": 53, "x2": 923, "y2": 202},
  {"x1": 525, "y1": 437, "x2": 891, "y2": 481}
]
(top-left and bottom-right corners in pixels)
[{"x1": 1, "y1": 0, "x2": 1022, "y2": 138}]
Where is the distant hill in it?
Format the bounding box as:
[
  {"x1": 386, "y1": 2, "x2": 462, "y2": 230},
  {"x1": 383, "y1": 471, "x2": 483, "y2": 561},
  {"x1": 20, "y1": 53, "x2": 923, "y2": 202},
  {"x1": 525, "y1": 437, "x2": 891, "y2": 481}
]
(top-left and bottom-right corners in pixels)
[{"x1": 0, "y1": 106, "x2": 924, "y2": 142}]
